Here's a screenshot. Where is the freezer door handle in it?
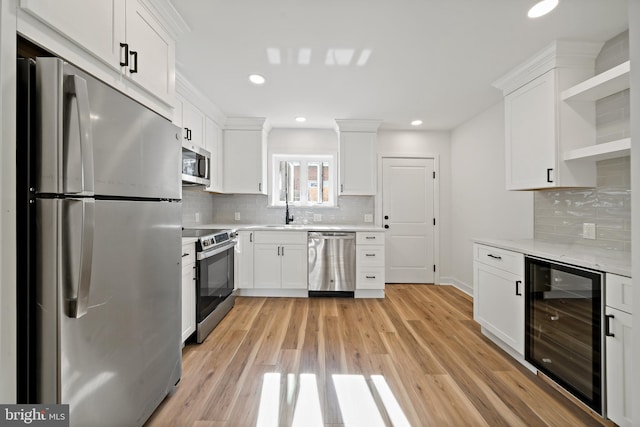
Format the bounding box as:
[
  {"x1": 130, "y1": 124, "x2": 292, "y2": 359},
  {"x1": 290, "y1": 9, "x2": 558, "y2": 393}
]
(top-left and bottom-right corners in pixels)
[
  {"x1": 64, "y1": 74, "x2": 95, "y2": 195},
  {"x1": 61, "y1": 199, "x2": 95, "y2": 318}
]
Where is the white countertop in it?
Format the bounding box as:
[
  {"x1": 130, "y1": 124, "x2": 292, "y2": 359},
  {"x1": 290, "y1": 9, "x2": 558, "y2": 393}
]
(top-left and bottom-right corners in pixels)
[
  {"x1": 183, "y1": 223, "x2": 384, "y2": 232},
  {"x1": 474, "y1": 238, "x2": 632, "y2": 277},
  {"x1": 182, "y1": 237, "x2": 198, "y2": 245}
]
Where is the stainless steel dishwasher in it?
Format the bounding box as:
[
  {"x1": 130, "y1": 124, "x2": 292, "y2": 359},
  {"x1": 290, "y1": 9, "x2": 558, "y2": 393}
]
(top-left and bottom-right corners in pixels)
[{"x1": 308, "y1": 231, "x2": 356, "y2": 296}]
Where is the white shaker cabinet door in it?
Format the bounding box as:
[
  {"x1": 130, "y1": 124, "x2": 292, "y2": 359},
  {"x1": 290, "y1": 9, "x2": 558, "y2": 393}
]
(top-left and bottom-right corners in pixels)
[
  {"x1": 339, "y1": 132, "x2": 376, "y2": 195},
  {"x1": 20, "y1": 0, "x2": 125, "y2": 67},
  {"x1": 253, "y1": 244, "x2": 282, "y2": 289},
  {"x1": 280, "y1": 245, "x2": 308, "y2": 289},
  {"x1": 605, "y1": 306, "x2": 633, "y2": 427},
  {"x1": 181, "y1": 266, "x2": 195, "y2": 343},
  {"x1": 223, "y1": 129, "x2": 266, "y2": 194},
  {"x1": 505, "y1": 70, "x2": 557, "y2": 190},
  {"x1": 124, "y1": 0, "x2": 175, "y2": 104}
]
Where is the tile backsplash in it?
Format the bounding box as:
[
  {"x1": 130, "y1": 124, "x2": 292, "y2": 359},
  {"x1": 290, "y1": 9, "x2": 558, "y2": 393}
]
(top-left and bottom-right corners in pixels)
[
  {"x1": 534, "y1": 31, "x2": 631, "y2": 252},
  {"x1": 182, "y1": 189, "x2": 374, "y2": 227}
]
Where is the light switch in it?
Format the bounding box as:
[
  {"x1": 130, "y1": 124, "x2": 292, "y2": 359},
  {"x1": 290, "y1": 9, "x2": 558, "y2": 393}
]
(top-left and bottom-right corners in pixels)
[
  {"x1": 583, "y1": 223, "x2": 596, "y2": 239},
  {"x1": 313, "y1": 214, "x2": 322, "y2": 222},
  {"x1": 364, "y1": 214, "x2": 373, "y2": 223},
  {"x1": 235, "y1": 212, "x2": 241, "y2": 221}
]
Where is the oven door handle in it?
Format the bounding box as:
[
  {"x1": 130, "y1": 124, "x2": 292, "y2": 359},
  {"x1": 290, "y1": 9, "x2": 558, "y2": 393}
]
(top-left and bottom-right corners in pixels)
[{"x1": 197, "y1": 240, "x2": 237, "y2": 260}]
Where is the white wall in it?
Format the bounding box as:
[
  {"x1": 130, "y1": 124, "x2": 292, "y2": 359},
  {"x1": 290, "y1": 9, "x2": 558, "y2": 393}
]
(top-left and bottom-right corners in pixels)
[
  {"x1": 377, "y1": 130, "x2": 452, "y2": 283},
  {"x1": 628, "y1": 0, "x2": 640, "y2": 418},
  {"x1": 449, "y1": 102, "x2": 533, "y2": 294},
  {"x1": 0, "y1": 0, "x2": 17, "y2": 403}
]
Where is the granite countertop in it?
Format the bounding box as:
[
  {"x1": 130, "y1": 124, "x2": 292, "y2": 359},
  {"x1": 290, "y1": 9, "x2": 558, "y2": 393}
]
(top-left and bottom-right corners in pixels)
[
  {"x1": 474, "y1": 238, "x2": 632, "y2": 277},
  {"x1": 183, "y1": 223, "x2": 384, "y2": 232}
]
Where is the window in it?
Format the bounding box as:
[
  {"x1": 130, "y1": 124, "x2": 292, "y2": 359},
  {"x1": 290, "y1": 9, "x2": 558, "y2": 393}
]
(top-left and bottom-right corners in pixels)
[{"x1": 271, "y1": 154, "x2": 335, "y2": 207}]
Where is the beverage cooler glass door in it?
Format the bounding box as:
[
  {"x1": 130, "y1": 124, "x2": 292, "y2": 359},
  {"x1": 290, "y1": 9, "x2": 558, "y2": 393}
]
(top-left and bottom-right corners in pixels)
[{"x1": 525, "y1": 257, "x2": 603, "y2": 414}]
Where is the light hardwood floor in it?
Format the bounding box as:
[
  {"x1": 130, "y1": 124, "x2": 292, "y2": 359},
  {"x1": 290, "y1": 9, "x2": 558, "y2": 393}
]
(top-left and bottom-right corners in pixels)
[{"x1": 146, "y1": 285, "x2": 611, "y2": 426}]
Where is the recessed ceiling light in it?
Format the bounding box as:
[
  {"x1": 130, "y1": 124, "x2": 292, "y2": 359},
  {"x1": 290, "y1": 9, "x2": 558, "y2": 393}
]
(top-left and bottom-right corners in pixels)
[
  {"x1": 411, "y1": 120, "x2": 423, "y2": 126},
  {"x1": 249, "y1": 74, "x2": 266, "y2": 85},
  {"x1": 528, "y1": 0, "x2": 559, "y2": 18},
  {"x1": 295, "y1": 116, "x2": 307, "y2": 123}
]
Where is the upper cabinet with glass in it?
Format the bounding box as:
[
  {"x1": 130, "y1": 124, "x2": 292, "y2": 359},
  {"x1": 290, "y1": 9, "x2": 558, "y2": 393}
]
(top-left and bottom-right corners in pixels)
[{"x1": 493, "y1": 41, "x2": 603, "y2": 190}]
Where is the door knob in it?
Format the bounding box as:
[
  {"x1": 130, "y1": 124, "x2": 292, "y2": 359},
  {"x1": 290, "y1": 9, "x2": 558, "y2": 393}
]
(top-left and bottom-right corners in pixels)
[
  {"x1": 384, "y1": 225, "x2": 389, "y2": 229},
  {"x1": 384, "y1": 215, "x2": 389, "y2": 220}
]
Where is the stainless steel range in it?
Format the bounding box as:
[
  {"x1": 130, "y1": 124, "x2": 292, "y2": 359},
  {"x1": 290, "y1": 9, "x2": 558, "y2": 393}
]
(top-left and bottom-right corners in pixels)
[{"x1": 183, "y1": 228, "x2": 237, "y2": 343}]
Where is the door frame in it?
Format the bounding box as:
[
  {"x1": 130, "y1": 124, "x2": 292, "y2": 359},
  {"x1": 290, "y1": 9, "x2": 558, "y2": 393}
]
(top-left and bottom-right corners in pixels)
[{"x1": 376, "y1": 154, "x2": 440, "y2": 285}]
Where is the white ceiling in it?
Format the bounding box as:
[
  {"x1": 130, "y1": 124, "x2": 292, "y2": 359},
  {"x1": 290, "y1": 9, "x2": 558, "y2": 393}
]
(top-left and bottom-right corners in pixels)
[{"x1": 169, "y1": 0, "x2": 628, "y2": 130}]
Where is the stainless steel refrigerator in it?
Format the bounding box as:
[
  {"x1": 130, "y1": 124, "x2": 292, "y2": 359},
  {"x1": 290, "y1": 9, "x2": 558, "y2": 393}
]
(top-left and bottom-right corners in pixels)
[{"x1": 17, "y1": 56, "x2": 182, "y2": 426}]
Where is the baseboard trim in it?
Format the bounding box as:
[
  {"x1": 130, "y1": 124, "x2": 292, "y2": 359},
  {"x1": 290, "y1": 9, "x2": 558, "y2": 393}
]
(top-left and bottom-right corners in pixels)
[{"x1": 439, "y1": 276, "x2": 473, "y2": 297}]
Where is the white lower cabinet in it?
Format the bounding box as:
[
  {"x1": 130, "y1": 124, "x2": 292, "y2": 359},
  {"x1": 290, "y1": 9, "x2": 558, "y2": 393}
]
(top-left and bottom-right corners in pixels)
[
  {"x1": 181, "y1": 242, "x2": 196, "y2": 343},
  {"x1": 605, "y1": 273, "x2": 633, "y2": 427},
  {"x1": 235, "y1": 231, "x2": 254, "y2": 289},
  {"x1": 473, "y1": 244, "x2": 524, "y2": 355},
  {"x1": 253, "y1": 231, "x2": 307, "y2": 289},
  {"x1": 356, "y1": 232, "x2": 385, "y2": 290}
]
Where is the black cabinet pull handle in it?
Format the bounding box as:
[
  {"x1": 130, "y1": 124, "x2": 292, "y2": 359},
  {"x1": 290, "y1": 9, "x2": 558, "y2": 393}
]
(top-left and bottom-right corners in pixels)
[
  {"x1": 384, "y1": 224, "x2": 389, "y2": 229},
  {"x1": 546, "y1": 168, "x2": 553, "y2": 183},
  {"x1": 515, "y1": 280, "x2": 522, "y2": 296},
  {"x1": 384, "y1": 215, "x2": 389, "y2": 220},
  {"x1": 487, "y1": 254, "x2": 502, "y2": 260},
  {"x1": 181, "y1": 253, "x2": 189, "y2": 258},
  {"x1": 130, "y1": 51, "x2": 138, "y2": 73},
  {"x1": 119, "y1": 43, "x2": 129, "y2": 67},
  {"x1": 366, "y1": 275, "x2": 376, "y2": 279},
  {"x1": 188, "y1": 129, "x2": 192, "y2": 141},
  {"x1": 605, "y1": 314, "x2": 615, "y2": 337}
]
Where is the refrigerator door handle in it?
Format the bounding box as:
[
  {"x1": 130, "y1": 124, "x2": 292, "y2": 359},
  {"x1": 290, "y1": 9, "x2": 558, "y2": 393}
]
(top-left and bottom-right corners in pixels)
[
  {"x1": 62, "y1": 199, "x2": 95, "y2": 318},
  {"x1": 64, "y1": 74, "x2": 95, "y2": 195}
]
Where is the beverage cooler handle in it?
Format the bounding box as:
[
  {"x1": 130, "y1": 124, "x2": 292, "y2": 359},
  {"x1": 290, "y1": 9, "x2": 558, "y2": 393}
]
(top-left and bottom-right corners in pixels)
[
  {"x1": 605, "y1": 314, "x2": 615, "y2": 337},
  {"x1": 62, "y1": 199, "x2": 95, "y2": 318},
  {"x1": 65, "y1": 74, "x2": 95, "y2": 195}
]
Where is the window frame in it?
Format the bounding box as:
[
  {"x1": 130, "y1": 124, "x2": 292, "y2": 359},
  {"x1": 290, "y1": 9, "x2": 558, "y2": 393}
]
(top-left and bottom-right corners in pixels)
[{"x1": 270, "y1": 153, "x2": 336, "y2": 207}]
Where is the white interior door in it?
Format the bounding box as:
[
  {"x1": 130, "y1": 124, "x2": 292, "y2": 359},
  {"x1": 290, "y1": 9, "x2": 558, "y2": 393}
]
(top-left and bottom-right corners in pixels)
[{"x1": 382, "y1": 158, "x2": 435, "y2": 283}]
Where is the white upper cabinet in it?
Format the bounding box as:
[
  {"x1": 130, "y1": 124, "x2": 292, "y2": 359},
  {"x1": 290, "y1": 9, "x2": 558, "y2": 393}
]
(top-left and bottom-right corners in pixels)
[
  {"x1": 204, "y1": 117, "x2": 224, "y2": 193},
  {"x1": 493, "y1": 41, "x2": 603, "y2": 190},
  {"x1": 124, "y1": 0, "x2": 175, "y2": 104},
  {"x1": 179, "y1": 96, "x2": 205, "y2": 148},
  {"x1": 19, "y1": 0, "x2": 176, "y2": 108},
  {"x1": 223, "y1": 118, "x2": 267, "y2": 194},
  {"x1": 336, "y1": 120, "x2": 381, "y2": 196}
]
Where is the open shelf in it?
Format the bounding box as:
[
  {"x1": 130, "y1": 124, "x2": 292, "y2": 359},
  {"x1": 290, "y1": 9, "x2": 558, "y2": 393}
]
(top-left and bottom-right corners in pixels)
[
  {"x1": 561, "y1": 61, "x2": 630, "y2": 102},
  {"x1": 563, "y1": 138, "x2": 631, "y2": 162}
]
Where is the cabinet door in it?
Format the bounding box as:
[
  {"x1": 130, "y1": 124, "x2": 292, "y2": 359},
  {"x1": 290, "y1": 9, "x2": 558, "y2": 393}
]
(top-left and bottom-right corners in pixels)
[
  {"x1": 340, "y1": 132, "x2": 376, "y2": 195},
  {"x1": 205, "y1": 117, "x2": 223, "y2": 192},
  {"x1": 474, "y1": 262, "x2": 524, "y2": 355},
  {"x1": 20, "y1": 0, "x2": 125, "y2": 67},
  {"x1": 605, "y1": 306, "x2": 633, "y2": 427},
  {"x1": 181, "y1": 266, "x2": 195, "y2": 343},
  {"x1": 235, "y1": 231, "x2": 254, "y2": 289},
  {"x1": 505, "y1": 70, "x2": 557, "y2": 190},
  {"x1": 253, "y1": 244, "x2": 281, "y2": 288},
  {"x1": 181, "y1": 99, "x2": 205, "y2": 148},
  {"x1": 223, "y1": 130, "x2": 265, "y2": 194},
  {"x1": 281, "y1": 244, "x2": 308, "y2": 289},
  {"x1": 124, "y1": 0, "x2": 175, "y2": 104}
]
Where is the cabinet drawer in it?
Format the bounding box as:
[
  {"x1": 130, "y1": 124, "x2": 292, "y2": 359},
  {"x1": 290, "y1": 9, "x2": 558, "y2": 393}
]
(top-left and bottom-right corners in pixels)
[
  {"x1": 356, "y1": 232, "x2": 385, "y2": 245},
  {"x1": 357, "y1": 246, "x2": 385, "y2": 267},
  {"x1": 474, "y1": 244, "x2": 523, "y2": 275},
  {"x1": 606, "y1": 273, "x2": 633, "y2": 314},
  {"x1": 357, "y1": 268, "x2": 385, "y2": 290},
  {"x1": 254, "y1": 231, "x2": 307, "y2": 245},
  {"x1": 181, "y1": 243, "x2": 196, "y2": 267}
]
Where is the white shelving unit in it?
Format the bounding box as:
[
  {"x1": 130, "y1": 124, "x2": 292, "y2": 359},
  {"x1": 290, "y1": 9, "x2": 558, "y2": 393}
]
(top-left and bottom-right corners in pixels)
[
  {"x1": 561, "y1": 61, "x2": 630, "y2": 101},
  {"x1": 564, "y1": 138, "x2": 631, "y2": 162},
  {"x1": 562, "y1": 60, "x2": 631, "y2": 162}
]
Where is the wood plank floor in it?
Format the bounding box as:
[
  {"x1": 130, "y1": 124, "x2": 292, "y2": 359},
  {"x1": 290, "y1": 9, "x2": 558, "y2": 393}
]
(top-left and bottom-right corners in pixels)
[{"x1": 146, "y1": 285, "x2": 611, "y2": 426}]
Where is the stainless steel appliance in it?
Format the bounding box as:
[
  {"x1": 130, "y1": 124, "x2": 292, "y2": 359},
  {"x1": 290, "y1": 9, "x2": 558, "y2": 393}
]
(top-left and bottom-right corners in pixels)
[
  {"x1": 17, "y1": 57, "x2": 182, "y2": 426},
  {"x1": 308, "y1": 232, "x2": 356, "y2": 296},
  {"x1": 182, "y1": 229, "x2": 237, "y2": 343},
  {"x1": 525, "y1": 257, "x2": 604, "y2": 414},
  {"x1": 182, "y1": 142, "x2": 211, "y2": 186}
]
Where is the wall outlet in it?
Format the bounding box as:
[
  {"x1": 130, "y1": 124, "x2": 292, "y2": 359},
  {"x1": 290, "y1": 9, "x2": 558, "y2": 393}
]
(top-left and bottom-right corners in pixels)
[
  {"x1": 313, "y1": 213, "x2": 322, "y2": 222},
  {"x1": 364, "y1": 214, "x2": 373, "y2": 223},
  {"x1": 234, "y1": 212, "x2": 241, "y2": 221},
  {"x1": 195, "y1": 212, "x2": 200, "y2": 222},
  {"x1": 583, "y1": 223, "x2": 596, "y2": 240}
]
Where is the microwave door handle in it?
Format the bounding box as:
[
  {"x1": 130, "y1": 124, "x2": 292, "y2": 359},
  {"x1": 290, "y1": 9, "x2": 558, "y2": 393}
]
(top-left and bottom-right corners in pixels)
[
  {"x1": 61, "y1": 199, "x2": 95, "y2": 318},
  {"x1": 64, "y1": 74, "x2": 95, "y2": 195}
]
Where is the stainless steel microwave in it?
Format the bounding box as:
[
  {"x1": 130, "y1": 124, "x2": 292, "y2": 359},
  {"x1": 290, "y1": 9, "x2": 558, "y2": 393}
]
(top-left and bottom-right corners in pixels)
[{"x1": 182, "y1": 142, "x2": 211, "y2": 186}]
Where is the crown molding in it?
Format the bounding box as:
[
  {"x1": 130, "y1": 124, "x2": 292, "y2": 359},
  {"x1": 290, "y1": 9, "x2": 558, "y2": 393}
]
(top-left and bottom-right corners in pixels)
[
  {"x1": 175, "y1": 71, "x2": 227, "y2": 126},
  {"x1": 492, "y1": 40, "x2": 604, "y2": 95},
  {"x1": 335, "y1": 119, "x2": 383, "y2": 132},
  {"x1": 145, "y1": 0, "x2": 191, "y2": 39}
]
